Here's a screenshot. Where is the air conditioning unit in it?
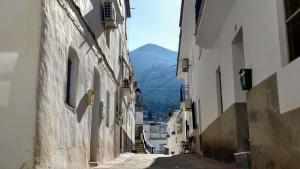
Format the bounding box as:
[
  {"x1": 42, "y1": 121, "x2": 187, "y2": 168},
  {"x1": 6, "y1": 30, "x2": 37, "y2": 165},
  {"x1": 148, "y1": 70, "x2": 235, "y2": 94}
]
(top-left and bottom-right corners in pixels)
[
  {"x1": 182, "y1": 59, "x2": 189, "y2": 72},
  {"x1": 103, "y1": 1, "x2": 117, "y2": 28}
]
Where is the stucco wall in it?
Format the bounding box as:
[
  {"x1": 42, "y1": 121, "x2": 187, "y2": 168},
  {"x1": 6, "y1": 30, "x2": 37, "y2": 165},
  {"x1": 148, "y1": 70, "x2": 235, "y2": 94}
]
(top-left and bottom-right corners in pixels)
[
  {"x1": 34, "y1": 0, "x2": 134, "y2": 168},
  {"x1": 180, "y1": 0, "x2": 288, "y2": 132},
  {"x1": 277, "y1": 58, "x2": 300, "y2": 113},
  {"x1": 167, "y1": 111, "x2": 181, "y2": 154},
  {"x1": 247, "y1": 74, "x2": 300, "y2": 169},
  {"x1": 0, "y1": 0, "x2": 42, "y2": 169},
  {"x1": 202, "y1": 103, "x2": 249, "y2": 163}
]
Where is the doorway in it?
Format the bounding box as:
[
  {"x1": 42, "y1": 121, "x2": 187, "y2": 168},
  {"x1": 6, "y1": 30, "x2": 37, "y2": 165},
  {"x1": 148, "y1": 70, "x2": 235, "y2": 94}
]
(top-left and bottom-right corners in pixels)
[
  {"x1": 232, "y1": 28, "x2": 246, "y2": 102},
  {"x1": 216, "y1": 66, "x2": 223, "y2": 114}
]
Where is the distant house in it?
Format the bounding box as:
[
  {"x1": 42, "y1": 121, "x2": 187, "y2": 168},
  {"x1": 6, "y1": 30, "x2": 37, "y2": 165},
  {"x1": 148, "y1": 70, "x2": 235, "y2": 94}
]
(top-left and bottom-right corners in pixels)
[
  {"x1": 177, "y1": 0, "x2": 300, "y2": 168},
  {"x1": 143, "y1": 121, "x2": 168, "y2": 154},
  {"x1": 166, "y1": 110, "x2": 191, "y2": 155},
  {"x1": 0, "y1": 0, "x2": 135, "y2": 169}
]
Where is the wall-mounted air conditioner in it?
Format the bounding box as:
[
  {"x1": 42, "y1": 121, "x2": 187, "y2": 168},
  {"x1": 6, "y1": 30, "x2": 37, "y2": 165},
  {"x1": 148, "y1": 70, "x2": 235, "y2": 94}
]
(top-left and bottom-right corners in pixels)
[
  {"x1": 103, "y1": 1, "x2": 117, "y2": 28},
  {"x1": 182, "y1": 59, "x2": 189, "y2": 72}
]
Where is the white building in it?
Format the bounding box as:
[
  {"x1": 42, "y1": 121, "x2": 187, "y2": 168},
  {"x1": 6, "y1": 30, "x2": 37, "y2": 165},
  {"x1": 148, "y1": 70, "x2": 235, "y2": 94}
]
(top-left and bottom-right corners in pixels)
[
  {"x1": 166, "y1": 110, "x2": 191, "y2": 155},
  {"x1": 143, "y1": 122, "x2": 167, "y2": 154},
  {"x1": 0, "y1": 0, "x2": 135, "y2": 169},
  {"x1": 177, "y1": 0, "x2": 300, "y2": 168}
]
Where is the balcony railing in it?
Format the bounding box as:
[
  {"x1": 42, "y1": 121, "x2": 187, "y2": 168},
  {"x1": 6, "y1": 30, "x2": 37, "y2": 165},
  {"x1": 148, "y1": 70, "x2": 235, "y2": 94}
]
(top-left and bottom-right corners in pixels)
[
  {"x1": 180, "y1": 85, "x2": 189, "y2": 102},
  {"x1": 122, "y1": 65, "x2": 133, "y2": 89},
  {"x1": 149, "y1": 132, "x2": 168, "y2": 139},
  {"x1": 142, "y1": 130, "x2": 155, "y2": 154},
  {"x1": 123, "y1": 78, "x2": 130, "y2": 88}
]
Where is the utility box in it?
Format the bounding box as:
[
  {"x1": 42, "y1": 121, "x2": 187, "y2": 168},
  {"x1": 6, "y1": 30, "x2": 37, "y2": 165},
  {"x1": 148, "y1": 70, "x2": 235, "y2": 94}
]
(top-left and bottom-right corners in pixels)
[{"x1": 239, "y1": 69, "x2": 252, "y2": 90}]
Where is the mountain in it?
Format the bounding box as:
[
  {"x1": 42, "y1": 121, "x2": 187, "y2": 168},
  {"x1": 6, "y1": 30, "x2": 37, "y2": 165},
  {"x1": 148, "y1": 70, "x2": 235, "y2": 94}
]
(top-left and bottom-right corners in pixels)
[{"x1": 130, "y1": 44, "x2": 184, "y2": 121}]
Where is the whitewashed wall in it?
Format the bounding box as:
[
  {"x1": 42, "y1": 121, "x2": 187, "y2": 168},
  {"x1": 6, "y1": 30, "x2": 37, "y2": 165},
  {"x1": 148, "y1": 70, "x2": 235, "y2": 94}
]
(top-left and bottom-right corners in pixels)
[
  {"x1": 179, "y1": 0, "x2": 291, "y2": 132},
  {"x1": 278, "y1": 58, "x2": 300, "y2": 114},
  {"x1": 0, "y1": 0, "x2": 134, "y2": 169}
]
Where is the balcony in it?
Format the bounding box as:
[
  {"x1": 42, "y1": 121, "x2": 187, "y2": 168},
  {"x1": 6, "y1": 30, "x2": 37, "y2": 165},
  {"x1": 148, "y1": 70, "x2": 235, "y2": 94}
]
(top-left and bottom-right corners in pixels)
[
  {"x1": 122, "y1": 66, "x2": 133, "y2": 97},
  {"x1": 149, "y1": 132, "x2": 168, "y2": 139},
  {"x1": 180, "y1": 85, "x2": 189, "y2": 102},
  {"x1": 180, "y1": 85, "x2": 192, "y2": 110},
  {"x1": 195, "y1": 0, "x2": 234, "y2": 48}
]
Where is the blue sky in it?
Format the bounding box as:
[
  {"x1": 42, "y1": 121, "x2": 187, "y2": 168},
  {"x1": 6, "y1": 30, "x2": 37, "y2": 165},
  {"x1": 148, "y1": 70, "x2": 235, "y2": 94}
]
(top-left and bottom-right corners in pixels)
[{"x1": 127, "y1": 0, "x2": 182, "y2": 52}]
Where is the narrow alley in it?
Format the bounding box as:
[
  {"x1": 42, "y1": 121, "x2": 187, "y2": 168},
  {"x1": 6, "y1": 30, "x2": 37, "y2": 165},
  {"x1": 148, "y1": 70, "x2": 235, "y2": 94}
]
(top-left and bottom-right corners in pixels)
[
  {"x1": 95, "y1": 154, "x2": 237, "y2": 169},
  {"x1": 1, "y1": 0, "x2": 300, "y2": 168}
]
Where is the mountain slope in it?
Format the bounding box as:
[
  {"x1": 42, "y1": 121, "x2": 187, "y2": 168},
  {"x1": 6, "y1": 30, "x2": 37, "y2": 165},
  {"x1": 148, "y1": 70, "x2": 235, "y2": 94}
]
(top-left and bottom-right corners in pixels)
[{"x1": 130, "y1": 44, "x2": 183, "y2": 120}]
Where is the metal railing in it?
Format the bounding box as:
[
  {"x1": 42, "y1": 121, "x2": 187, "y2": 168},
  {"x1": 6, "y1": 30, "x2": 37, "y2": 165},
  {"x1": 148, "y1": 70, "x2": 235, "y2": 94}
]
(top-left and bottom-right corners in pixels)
[
  {"x1": 180, "y1": 85, "x2": 189, "y2": 102},
  {"x1": 122, "y1": 66, "x2": 132, "y2": 88},
  {"x1": 149, "y1": 132, "x2": 168, "y2": 139},
  {"x1": 141, "y1": 130, "x2": 155, "y2": 154}
]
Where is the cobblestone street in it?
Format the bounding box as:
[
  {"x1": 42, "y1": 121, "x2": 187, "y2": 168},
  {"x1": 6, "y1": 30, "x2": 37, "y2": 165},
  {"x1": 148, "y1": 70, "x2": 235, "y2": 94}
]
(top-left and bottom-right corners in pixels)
[{"x1": 94, "y1": 153, "x2": 238, "y2": 169}]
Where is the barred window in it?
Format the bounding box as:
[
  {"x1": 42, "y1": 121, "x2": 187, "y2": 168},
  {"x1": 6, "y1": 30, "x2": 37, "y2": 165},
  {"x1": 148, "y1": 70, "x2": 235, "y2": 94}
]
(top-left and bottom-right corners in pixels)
[{"x1": 285, "y1": 0, "x2": 300, "y2": 62}]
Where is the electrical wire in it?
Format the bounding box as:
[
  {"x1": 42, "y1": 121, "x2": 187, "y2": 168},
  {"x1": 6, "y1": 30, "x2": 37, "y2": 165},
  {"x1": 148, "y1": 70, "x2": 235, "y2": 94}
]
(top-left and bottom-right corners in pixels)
[
  {"x1": 138, "y1": 70, "x2": 175, "y2": 84},
  {"x1": 143, "y1": 76, "x2": 178, "y2": 97},
  {"x1": 137, "y1": 64, "x2": 180, "y2": 84}
]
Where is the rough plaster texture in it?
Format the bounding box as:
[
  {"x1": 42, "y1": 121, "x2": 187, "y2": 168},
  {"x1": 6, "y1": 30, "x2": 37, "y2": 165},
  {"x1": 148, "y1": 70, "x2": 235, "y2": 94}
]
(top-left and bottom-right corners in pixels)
[
  {"x1": 36, "y1": 1, "x2": 113, "y2": 168},
  {"x1": 0, "y1": 0, "x2": 134, "y2": 169},
  {"x1": 0, "y1": 0, "x2": 42, "y2": 168},
  {"x1": 202, "y1": 103, "x2": 249, "y2": 163},
  {"x1": 247, "y1": 74, "x2": 300, "y2": 169}
]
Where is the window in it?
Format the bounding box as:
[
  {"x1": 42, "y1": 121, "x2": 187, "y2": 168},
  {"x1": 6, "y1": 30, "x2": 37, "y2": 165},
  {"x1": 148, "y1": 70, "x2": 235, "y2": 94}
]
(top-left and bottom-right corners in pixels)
[
  {"x1": 115, "y1": 91, "x2": 119, "y2": 112},
  {"x1": 216, "y1": 67, "x2": 223, "y2": 114},
  {"x1": 106, "y1": 91, "x2": 110, "y2": 127},
  {"x1": 106, "y1": 29, "x2": 110, "y2": 48},
  {"x1": 195, "y1": 0, "x2": 203, "y2": 23},
  {"x1": 191, "y1": 101, "x2": 197, "y2": 129},
  {"x1": 197, "y1": 99, "x2": 201, "y2": 131},
  {"x1": 66, "y1": 48, "x2": 79, "y2": 108},
  {"x1": 284, "y1": 0, "x2": 300, "y2": 62}
]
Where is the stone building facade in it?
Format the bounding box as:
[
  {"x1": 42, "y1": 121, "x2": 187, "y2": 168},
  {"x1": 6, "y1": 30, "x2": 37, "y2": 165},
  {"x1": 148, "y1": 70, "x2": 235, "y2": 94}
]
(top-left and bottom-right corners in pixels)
[
  {"x1": 177, "y1": 0, "x2": 300, "y2": 168},
  {"x1": 0, "y1": 0, "x2": 135, "y2": 169}
]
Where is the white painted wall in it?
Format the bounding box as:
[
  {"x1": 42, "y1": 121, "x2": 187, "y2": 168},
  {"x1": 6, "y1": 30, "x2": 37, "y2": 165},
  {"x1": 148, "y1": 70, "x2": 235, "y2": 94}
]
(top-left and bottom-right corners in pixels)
[
  {"x1": 278, "y1": 58, "x2": 300, "y2": 114},
  {"x1": 178, "y1": 0, "x2": 291, "y2": 132},
  {"x1": 0, "y1": 0, "x2": 42, "y2": 169},
  {"x1": 149, "y1": 139, "x2": 167, "y2": 154},
  {"x1": 166, "y1": 110, "x2": 183, "y2": 154}
]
